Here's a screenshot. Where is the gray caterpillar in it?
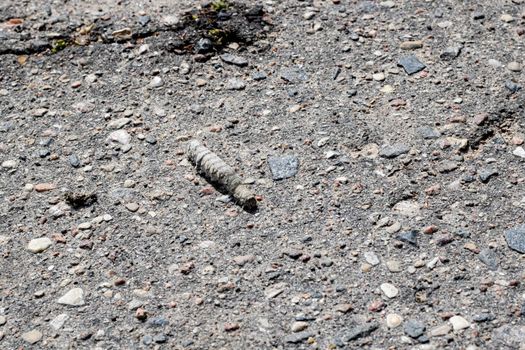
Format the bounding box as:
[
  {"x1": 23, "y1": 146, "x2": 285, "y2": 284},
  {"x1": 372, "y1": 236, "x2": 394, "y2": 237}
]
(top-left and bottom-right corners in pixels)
[{"x1": 187, "y1": 140, "x2": 257, "y2": 210}]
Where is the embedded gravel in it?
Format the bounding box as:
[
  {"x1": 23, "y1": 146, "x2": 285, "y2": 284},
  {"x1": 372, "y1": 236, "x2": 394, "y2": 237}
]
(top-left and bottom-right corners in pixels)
[{"x1": 1, "y1": 0, "x2": 525, "y2": 349}]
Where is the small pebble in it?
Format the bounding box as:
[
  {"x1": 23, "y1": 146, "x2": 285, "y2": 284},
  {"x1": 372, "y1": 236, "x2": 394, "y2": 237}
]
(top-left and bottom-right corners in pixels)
[
  {"x1": 364, "y1": 252, "x2": 380, "y2": 265},
  {"x1": 291, "y1": 321, "x2": 308, "y2": 332},
  {"x1": 149, "y1": 76, "x2": 163, "y2": 88},
  {"x1": 57, "y1": 288, "x2": 85, "y2": 306},
  {"x1": 27, "y1": 237, "x2": 52, "y2": 253},
  {"x1": 404, "y1": 319, "x2": 426, "y2": 338},
  {"x1": 449, "y1": 315, "x2": 470, "y2": 331},
  {"x1": 504, "y1": 225, "x2": 525, "y2": 253},
  {"x1": 22, "y1": 329, "x2": 42, "y2": 344},
  {"x1": 125, "y1": 203, "x2": 140, "y2": 212},
  {"x1": 386, "y1": 314, "x2": 403, "y2": 328},
  {"x1": 507, "y1": 61, "x2": 522, "y2": 72},
  {"x1": 400, "y1": 40, "x2": 423, "y2": 50},
  {"x1": 380, "y1": 283, "x2": 399, "y2": 298},
  {"x1": 501, "y1": 14, "x2": 514, "y2": 23}
]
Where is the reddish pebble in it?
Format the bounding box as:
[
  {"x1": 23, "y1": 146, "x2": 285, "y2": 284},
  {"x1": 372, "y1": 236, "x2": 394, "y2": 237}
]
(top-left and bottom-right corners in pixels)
[
  {"x1": 199, "y1": 186, "x2": 214, "y2": 196},
  {"x1": 368, "y1": 300, "x2": 385, "y2": 312},
  {"x1": 438, "y1": 311, "x2": 454, "y2": 320},
  {"x1": 209, "y1": 125, "x2": 223, "y2": 132},
  {"x1": 135, "y1": 308, "x2": 147, "y2": 320},
  {"x1": 51, "y1": 233, "x2": 66, "y2": 244},
  {"x1": 423, "y1": 225, "x2": 438, "y2": 234},
  {"x1": 35, "y1": 183, "x2": 56, "y2": 192},
  {"x1": 472, "y1": 113, "x2": 488, "y2": 126},
  {"x1": 114, "y1": 278, "x2": 126, "y2": 286}
]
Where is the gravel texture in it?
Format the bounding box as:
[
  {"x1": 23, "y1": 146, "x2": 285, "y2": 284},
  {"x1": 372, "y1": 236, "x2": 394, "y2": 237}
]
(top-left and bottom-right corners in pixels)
[{"x1": 1, "y1": 0, "x2": 525, "y2": 349}]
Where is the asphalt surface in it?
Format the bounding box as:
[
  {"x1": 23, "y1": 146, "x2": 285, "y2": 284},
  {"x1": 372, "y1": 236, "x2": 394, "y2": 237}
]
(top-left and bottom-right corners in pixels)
[{"x1": 1, "y1": 0, "x2": 525, "y2": 349}]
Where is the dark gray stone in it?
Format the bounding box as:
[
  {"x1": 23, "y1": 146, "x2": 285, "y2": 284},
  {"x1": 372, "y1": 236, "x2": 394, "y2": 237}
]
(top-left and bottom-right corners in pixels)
[
  {"x1": 142, "y1": 335, "x2": 153, "y2": 345},
  {"x1": 181, "y1": 339, "x2": 194, "y2": 347},
  {"x1": 252, "y1": 71, "x2": 267, "y2": 80},
  {"x1": 280, "y1": 67, "x2": 308, "y2": 83},
  {"x1": 396, "y1": 230, "x2": 418, "y2": 246},
  {"x1": 38, "y1": 149, "x2": 50, "y2": 158},
  {"x1": 195, "y1": 38, "x2": 213, "y2": 54},
  {"x1": 478, "y1": 168, "x2": 498, "y2": 183},
  {"x1": 220, "y1": 53, "x2": 248, "y2": 67},
  {"x1": 347, "y1": 89, "x2": 357, "y2": 97},
  {"x1": 473, "y1": 313, "x2": 495, "y2": 323},
  {"x1": 506, "y1": 81, "x2": 522, "y2": 94},
  {"x1": 454, "y1": 229, "x2": 470, "y2": 238},
  {"x1": 268, "y1": 155, "x2": 299, "y2": 180},
  {"x1": 478, "y1": 248, "x2": 498, "y2": 270},
  {"x1": 148, "y1": 317, "x2": 169, "y2": 327},
  {"x1": 504, "y1": 225, "x2": 525, "y2": 253},
  {"x1": 398, "y1": 55, "x2": 426, "y2": 75},
  {"x1": 404, "y1": 319, "x2": 426, "y2": 338},
  {"x1": 68, "y1": 154, "x2": 81, "y2": 168},
  {"x1": 153, "y1": 334, "x2": 167, "y2": 343},
  {"x1": 341, "y1": 323, "x2": 379, "y2": 342},
  {"x1": 138, "y1": 15, "x2": 151, "y2": 26},
  {"x1": 440, "y1": 46, "x2": 462, "y2": 61},
  {"x1": 417, "y1": 127, "x2": 441, "y2": 139},
  {"x1": 284, "y1": 331, "x2": 313, "y2": 343},
  {"x1": 332, "y1": 67, "x2": 341, "y2": 80},
  {"x1": 30, "y1": 39, "x2": 51, "y2": 52},
  {"x1": 417, "y1": 335, "x2": 430, "y2": 343},
  {"x1": 461, "y1": 174, "x2": 476, "y2": 183},
  {"x1": 380, "y1": 144, "x2": 410, "y2": 158},
  {"x1": 145, "y1": 136, "x2": 157, "y2": 145}
]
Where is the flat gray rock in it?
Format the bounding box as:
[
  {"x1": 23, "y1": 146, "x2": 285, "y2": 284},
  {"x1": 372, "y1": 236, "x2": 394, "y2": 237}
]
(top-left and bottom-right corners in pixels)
[
  {"x1": 417, "y1": 127, "x2": 441, "y2": 139},
  {"x1": 379, "y1": 144, "x2": 410, "y2": 158},
  {"x1": 398, "y1": 55, "x2": 426, "y2": 75},
  {"x1": 284, "y1": 331, "x2": 313, "y2": 343},
  {"x1": 280, "y1": 67, "x2": 308, "y2": 83},
  {"x1": 505, "y1": 225, "x2": 525, "y2": 253},
  {"x1": 396, "y1": 230, "x2": 419, "y2": 246},
  {"x1": 342, "y1": 323, "x2": 379, "y2": 342},
  {"x1": 478, "y1": 248, "x2": 498, "y2": 270},
  {"x1": 404, "y1": 319, "x2": 426, "y2": 338},
  {"x1": 220, "y1": 53, "x2": 248, "y2": 67},
  {"x1": 440, "y1": 46, "x2": 462, "y2": 61},
  {"x1": 268, "y1": 155, "x2": 299, "y2": 180},
  {"x1": 478, "y1": 168, "x2": 498, "y2": 183}
]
